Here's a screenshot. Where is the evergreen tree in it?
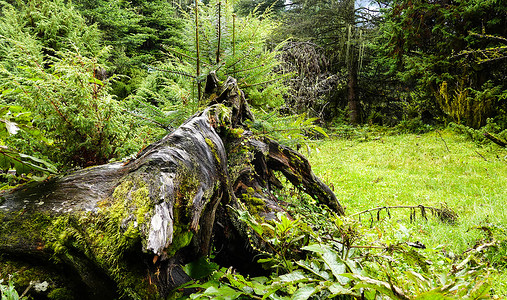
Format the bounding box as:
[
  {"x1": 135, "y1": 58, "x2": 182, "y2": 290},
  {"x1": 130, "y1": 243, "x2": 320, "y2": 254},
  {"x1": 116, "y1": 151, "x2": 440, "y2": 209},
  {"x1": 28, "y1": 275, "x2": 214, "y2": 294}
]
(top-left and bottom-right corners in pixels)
[
  {"x1": 379, "y1": 0, "x2": 507, "y2": 128},
  {"x1": 275, "y1": 0, "x2": 376, "y2": 123},
  {"x1": 73, "y1": 0, "x2": 184, "y2": 99},
  {"x1": 0, "y1": 0, "x2": 144, "y2": 168},
  {"x1": 137, "y1": 0, "x2": 288, "y2": 111}
]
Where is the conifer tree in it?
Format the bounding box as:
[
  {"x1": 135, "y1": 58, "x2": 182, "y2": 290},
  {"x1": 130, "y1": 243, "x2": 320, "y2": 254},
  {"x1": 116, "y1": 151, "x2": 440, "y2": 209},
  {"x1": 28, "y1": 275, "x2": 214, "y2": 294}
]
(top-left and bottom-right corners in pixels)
[
  {"x1": 139, "y1": 0, "x2": 288, "y2": 111},
  {"x1": 0, "y1": 0, "x2": 142, "y2": 168}
]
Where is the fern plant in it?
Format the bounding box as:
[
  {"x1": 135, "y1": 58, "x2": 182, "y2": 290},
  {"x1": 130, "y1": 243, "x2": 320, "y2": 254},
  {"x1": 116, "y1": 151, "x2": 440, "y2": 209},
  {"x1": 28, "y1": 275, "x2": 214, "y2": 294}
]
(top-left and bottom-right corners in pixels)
[{"x1": 0, "y1": 0, "x2": 150, "y2": 168}]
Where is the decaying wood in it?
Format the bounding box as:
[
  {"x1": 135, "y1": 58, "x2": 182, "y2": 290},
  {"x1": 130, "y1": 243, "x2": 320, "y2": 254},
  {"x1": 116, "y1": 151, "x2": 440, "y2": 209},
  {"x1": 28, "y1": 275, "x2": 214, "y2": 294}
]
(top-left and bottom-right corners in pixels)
[
  {"x1": 0, "y1": 73, "x2": 343, "y2": 299},
  {"x1": 484, "y1": 132, "x2": 507, "y2": 147}
]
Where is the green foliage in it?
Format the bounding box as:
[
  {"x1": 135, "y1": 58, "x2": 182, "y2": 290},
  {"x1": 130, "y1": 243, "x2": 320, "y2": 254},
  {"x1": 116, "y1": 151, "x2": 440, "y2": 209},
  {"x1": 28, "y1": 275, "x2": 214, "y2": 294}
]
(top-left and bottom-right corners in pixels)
[
  {"x1": 0, "y1": 0, "x2": 149, "y2": 168},
  {"x1": 247, "y1": 109, "x2": 328, "y2": 151},
  {"x1": 0, "y1": 276, "x2": 20, "y2": 300},
  {"x1": 0, "y1": 0, "x2": 102, "y2": 60},
  {"x1": 379, "y1": 0, "x2": 507, "y2": 128},
  {"x1": 0, "y1": 105, "x2": 56, "y2": 187},
  {"x1": 395, "y1": 118, "x2": 434, "y2": 134},
  {"x1": 178, "y1": 130, "x2": 507, "y2": 299},
  {"x1": 73, "y1": 0, "x2": 183, "y2": 99},
  {"x1": 448, "y1": 119, "x2": 507, "y2": 146},
  {"x1": 0, "y1": 46, "x2": 139, "y2": 167},
  {"x1": 186, "y1": 203, "x2": 500, "y2": 299},
  {"x1": 147, "y1": 0, "x2": 288, "y2": 110}
]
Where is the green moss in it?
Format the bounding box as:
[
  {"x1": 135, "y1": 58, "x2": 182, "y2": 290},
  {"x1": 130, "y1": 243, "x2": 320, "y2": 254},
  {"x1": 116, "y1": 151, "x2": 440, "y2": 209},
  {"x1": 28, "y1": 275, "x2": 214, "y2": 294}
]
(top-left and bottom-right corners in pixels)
[
  {"x1": 38, "y1": 176, "x2": 158, "y2": 299},
  {"x1": 0, "y1": 211, "x2": 51, "y2": 252},
  {"x1": 241, "y1": 194, "x2": 266, "y2": 218},
  {"x1": 48, "y1": 288, "x2": 74, "y2": 299},
  {"x1": 166, "y1": 225, "x2": 193, "y2": 257},
  {"x1": 205, "y1": 137, "x2": 222, "y2": 166}
]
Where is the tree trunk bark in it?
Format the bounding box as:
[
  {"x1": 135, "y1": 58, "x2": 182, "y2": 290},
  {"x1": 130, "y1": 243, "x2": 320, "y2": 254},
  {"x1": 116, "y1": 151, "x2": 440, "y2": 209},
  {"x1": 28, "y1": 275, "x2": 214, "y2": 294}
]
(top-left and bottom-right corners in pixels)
[
  {"x1": 347, "y1": 59, "x2": 359, "y2": 124},
  {"x1": 345, "y1": 0, "x2": 359, "y2": 124},
  {"x1": 0, "y1": 73, "x2": 343, "y2": 299}
]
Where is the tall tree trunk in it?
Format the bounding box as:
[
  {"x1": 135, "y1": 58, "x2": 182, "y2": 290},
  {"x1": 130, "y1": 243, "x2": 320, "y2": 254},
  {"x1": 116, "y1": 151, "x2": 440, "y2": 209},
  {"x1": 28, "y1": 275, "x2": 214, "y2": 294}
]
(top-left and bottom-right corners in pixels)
[
  {"x1": 345, "y1": 0, "x2": 359, "y2": 124},
  {"x1": 348, "y1": 56, "x2": 359, "y2": 124},
  {"x1": 0, "y1": 73, "x2": 343, "y2": 299}
]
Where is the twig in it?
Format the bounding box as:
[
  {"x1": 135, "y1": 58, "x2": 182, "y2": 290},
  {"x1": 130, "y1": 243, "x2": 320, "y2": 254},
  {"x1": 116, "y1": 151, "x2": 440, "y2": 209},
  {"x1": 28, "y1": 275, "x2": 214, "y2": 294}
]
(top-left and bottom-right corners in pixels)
[
  {"x1": 143, "y1": 64, "x2": 196, "y2": 78},
  {"x1": 436, "y1": 130, "x2": 450, "y2": 152},
  {"x1": 475, "y1": 150, "x2": 488, "y2": 161},
  {"x1": 19, "y1": 282, "x2": 34, "y2": 299},
  {"x1": 349, "y1": 204, "x2": 457, "y2": 224},
  {"x1": 349, "y1": 205, "x2": 426, "y2": 217}
]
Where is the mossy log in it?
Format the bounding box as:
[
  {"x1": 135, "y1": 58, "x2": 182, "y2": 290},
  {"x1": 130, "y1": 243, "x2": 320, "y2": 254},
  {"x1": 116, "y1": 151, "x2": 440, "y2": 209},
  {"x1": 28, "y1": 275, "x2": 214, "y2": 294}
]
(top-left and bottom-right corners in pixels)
[{"x1": 0, "y1": 73, "x2": 343, "y2": 299}]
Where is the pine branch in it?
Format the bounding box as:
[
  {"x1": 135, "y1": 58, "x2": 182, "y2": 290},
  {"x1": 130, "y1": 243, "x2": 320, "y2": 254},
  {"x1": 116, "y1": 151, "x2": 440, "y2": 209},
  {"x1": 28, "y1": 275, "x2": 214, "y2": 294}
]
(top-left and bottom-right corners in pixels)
[
  {"x1": 143, "y1": 64, "x2": 196, "y2": 78},
  {"x1": 469, "y1": 32, "x2": 507, "y2": 43},
  {"x1": 227, "y1": 63, "x2": 265, "y2": 74},
  {"x1": 161, "y1": 45, "x2": 197, "y2": 62},
  {"x1": 240, "y1": 75, "x2": 286, "y2": 88}
]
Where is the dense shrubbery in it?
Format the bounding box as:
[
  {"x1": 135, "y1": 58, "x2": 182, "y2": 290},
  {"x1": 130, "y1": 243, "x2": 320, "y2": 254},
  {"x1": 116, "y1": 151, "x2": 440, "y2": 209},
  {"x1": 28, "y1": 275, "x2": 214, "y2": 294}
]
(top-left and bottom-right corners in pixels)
[{"x1": 0, "y1": 0, "x2": 143, "y2": 168}]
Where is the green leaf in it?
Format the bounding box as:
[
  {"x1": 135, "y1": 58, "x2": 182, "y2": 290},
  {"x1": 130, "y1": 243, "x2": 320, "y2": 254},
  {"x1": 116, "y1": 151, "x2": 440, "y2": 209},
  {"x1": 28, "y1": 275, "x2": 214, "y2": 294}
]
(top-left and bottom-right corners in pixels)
[
  {"x1": 312, "y1": 126, "x2": 328, "y2": 138},
  {"x1": 235, "y1": 209, "x2": 264, "y2": 235},
  {"x1": 250, "y1": 277, "x2": 269, "y2": 295},
  {"x1": 291, "y1": 285, "x2": 317, "y2": 300},
  {"x1": 88, "y1": 77, "x2": 104, "y2": 86},
  {"x1": 278, "y1": 270, "x2": 307, "y2": 283},
  {"x1": 343, "y1": 273, "x2": 408, "y2": 300},
  {"x1": 327, "y1": 282, "x2": 358, "y2": 297},
  {"x1": 301, "y1": 244, "x2": 327, "y2": 255},
  {"x1": 0, "y1": 147, "x2": 57, "y2": 176},
  {"x1": 183, "y1": 257, "x2": 219, "y2": 279},
  {"x1": 469, "y1": 279, "x2": 491, "y2": 299},
  {"x1": 302, "y1": 244, "x2": 348, "y2": 284},
  {"x1": 200, "y1": 285, "x2": 243, "y2": 299},
  {"x1": 295, "y1": 260, "x2": 329, "y2": 280}
]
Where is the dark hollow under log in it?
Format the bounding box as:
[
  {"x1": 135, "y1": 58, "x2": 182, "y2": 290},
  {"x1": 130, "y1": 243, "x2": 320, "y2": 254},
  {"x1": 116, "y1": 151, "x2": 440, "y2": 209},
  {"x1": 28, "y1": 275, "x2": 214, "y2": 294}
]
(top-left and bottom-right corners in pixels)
[{"x1": 0, "y1": 73, "x2": 343, "y2": 299}]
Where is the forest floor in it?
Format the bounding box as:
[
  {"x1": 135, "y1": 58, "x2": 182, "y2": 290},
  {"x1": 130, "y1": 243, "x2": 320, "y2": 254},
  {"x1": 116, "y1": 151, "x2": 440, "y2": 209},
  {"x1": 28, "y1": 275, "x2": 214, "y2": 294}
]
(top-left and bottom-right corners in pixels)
[{"x1": 307, "y1": 128, "x2": 507, "y2": 294}]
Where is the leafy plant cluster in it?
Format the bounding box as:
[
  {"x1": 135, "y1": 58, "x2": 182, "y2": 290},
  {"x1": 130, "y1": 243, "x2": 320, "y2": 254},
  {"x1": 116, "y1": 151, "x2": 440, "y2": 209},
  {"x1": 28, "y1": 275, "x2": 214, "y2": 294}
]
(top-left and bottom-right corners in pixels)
[
  {"x1": 0, "y1": 275, "x2": 49, "y2": 300},
  {"x1": 0, "y1": 0, "x2": 290, "y2": 176},
  {"x1": 377, "y1": 0, "x2": 507, "y2": 129},
  {"x1": 0, "y1": 276, "x2": 19, "y2": 300},
  {"x1": 0, "y1": 0, "x2": 145, "y2": 170},
  {"x1": 176, "y1": 194, "x2": 505, "y2": 299},
  {"x1": 0, "y1": 105, "x2": 56, "y2": 188}
]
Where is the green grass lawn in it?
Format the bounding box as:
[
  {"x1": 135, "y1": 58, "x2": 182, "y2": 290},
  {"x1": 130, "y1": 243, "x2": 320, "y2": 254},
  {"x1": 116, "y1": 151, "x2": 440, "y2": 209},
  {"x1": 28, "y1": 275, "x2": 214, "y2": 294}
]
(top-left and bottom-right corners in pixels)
[
  {"x1": 305, "y1": 129, "x2": 507, "y2": 294},
  {"x1": 308, "y1": 129, "x2": 507, "y2": 254}
]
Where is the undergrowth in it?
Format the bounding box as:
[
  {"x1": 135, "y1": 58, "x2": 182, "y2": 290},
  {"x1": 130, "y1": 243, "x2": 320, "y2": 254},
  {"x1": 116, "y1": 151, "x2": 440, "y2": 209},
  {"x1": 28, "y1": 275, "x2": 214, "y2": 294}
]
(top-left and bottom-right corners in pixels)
[
  {"x1": 174, "y1": 194, "x2": 504, "y2": 299},
  {"x1": 173, "y1": 128, "x2": 506, "y2": 299}
]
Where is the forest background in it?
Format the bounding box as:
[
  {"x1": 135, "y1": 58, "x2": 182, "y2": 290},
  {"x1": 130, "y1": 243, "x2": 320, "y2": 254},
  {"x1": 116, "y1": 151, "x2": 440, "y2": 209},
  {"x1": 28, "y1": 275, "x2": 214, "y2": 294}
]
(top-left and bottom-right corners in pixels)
[
  {"x1": 0, "y1": 0, "x2": 505, "y2": 173},
  {"x1": 0, "y1": 0, "x2": 506, "y2": 299}
]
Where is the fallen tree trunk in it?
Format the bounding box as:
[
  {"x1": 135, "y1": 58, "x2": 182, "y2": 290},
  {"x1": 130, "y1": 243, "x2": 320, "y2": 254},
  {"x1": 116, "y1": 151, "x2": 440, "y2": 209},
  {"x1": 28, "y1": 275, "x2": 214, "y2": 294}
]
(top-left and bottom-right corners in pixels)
[
  {"x1": 0, "y1": 73, "x2": 343, "y2": 299},
  {"x1": 484, "y1": 132, "x2": 507, "y2": 147}
]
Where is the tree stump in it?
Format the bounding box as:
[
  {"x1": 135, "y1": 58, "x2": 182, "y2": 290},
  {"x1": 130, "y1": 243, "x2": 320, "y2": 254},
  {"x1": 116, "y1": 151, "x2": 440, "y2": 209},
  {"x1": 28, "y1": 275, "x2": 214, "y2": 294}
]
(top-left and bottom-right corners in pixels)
[{"x1": 0, "y1": 73, "x2": 343, "y2": 299}]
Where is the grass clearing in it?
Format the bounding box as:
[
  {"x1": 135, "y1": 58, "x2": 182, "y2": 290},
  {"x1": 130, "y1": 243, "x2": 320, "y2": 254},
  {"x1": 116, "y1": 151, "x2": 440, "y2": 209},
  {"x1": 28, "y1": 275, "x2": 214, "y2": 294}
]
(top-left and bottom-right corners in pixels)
[{"x1": 308, "y1": 129, "x2": 507, "y2": 254}]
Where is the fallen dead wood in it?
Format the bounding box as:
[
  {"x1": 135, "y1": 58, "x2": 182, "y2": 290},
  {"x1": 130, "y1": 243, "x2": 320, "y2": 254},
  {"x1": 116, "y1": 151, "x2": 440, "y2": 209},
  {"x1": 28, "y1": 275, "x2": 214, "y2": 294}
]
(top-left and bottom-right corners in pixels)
[
  {"x1": 484, "y1": 132, "x2": 507, "y2": 147},
  {"x1": 0, "y1": 73, "x2": 342, "y2": 299}
]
